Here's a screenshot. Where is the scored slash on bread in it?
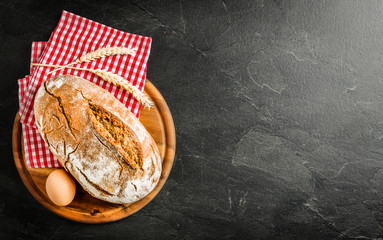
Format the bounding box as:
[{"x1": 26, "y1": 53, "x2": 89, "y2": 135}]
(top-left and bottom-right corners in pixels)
[{"x1": 87, "y1": 103, "x2": 143, "y2": 170}]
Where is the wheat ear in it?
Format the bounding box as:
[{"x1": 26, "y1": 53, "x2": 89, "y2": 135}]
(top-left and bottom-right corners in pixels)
[
  {"x1": 32, "y1": 63, "x2": 153, "y2": 108},
  {"x1": 88, "y1": 69, "x2": 153, "y2": 108},
  {"x1": 48, "y1": 47, "x2": 137, "y2": 74}
]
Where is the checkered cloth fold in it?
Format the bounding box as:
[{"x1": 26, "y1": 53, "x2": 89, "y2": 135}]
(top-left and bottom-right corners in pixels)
[{"x1": 18, "y1": 11, "x2": 152, "y2": 168}]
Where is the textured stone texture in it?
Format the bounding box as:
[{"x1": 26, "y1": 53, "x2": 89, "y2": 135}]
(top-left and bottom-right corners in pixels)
[{"x1": 2, "y1": 0, "x2": 383, "y2": 239}]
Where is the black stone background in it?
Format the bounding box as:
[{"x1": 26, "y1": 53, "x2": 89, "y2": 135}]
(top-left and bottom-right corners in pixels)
[{"x1": 1, "y1": 0, "x2": 383, "y2": 239}]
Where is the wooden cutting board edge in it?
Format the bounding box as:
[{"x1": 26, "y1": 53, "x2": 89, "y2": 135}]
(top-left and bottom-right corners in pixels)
[{"x1": 12, "y1": 79, "x2": 176, "y2": 224}]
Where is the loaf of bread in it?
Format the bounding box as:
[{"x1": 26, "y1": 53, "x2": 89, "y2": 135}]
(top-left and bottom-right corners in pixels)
[{"x1": 34, "y1": 75, "x2": 162, "y2": 204}]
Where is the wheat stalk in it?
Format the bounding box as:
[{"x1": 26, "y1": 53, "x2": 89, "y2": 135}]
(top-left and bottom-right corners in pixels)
[
  {"x1": 48, "y1": 47, "x2": 137, "y2": 74},
  {"x1": 32, "y1": 63, "x2": 153, "y2": 108}
]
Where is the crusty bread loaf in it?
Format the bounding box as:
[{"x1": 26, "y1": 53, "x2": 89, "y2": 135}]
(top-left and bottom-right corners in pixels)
[{"x1": 34, "y1": 75, "x2": 162, "y2": 204}]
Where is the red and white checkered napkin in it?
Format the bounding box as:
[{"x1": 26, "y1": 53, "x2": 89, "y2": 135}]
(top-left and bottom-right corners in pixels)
[
  {"x1": 18, "y1": 10, "x2": 152, "y2": 168},
  {"x1": 18, "y1": 42, "x2": 58, "y2": 167}
]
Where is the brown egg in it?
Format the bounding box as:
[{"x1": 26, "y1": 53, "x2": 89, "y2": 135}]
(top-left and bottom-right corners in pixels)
[{"x1": 46, "y1": 169, "x2": 76, "y2": 206}]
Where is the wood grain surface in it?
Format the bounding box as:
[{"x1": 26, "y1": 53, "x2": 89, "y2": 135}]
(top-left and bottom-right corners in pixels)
[{"x1": 12, "y1": 80, "x2": 176, "y2": 224}]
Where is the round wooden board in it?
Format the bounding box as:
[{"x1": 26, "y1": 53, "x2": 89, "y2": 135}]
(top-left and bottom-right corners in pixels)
[{"x1": 12, "y1": 80, "x2": 176, "y2": 224}]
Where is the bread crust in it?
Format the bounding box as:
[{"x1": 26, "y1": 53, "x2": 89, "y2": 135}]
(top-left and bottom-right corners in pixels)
[{"x1": 34, "y1": 75, "x2": 162, "y2": 204}]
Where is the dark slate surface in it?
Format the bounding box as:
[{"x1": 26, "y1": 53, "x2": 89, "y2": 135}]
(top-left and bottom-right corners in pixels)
[{"x1": 1, "y1": 0, "x2": 383, "y2": 239}]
